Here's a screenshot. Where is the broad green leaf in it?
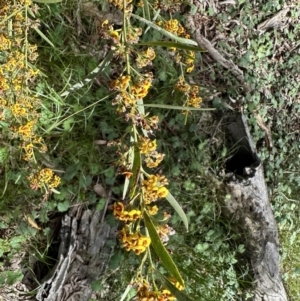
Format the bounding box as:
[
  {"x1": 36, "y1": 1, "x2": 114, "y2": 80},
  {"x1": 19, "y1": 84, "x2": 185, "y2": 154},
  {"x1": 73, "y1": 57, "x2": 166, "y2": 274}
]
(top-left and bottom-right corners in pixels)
[
  {"x1": 133, "y1": 41, "x2": 205, "y2": 52},
  {"x1": 155, "y1": 270, "x2": 195, "y2": 301},
  {"x1": 142, "y1": 103, "x2": 216, "y2": 111},
  {"x1": 132, "y1": 14, "x2": 198, "y2": 47},
  {"x1": 57, "y1": 200, "x2": 70, "y2": 212},
  {"x1": 166, "y1": 192, "x2": 188, "y2": 231},
  {"x1": 33, "y1": 0, "x2": 62, "y2": 3},
  {"x1": 143, "y1": 212, "x2": 184, "y2": 286},
  {"x1": 129, "y1": 146, "x2": 141, "y2": 199}
]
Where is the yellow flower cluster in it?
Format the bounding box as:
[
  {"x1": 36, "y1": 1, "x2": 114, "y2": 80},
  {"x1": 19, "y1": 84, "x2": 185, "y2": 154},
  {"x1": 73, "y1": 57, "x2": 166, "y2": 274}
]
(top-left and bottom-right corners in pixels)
[
  {"x1": 136, "y1": 47, "x2": 156, "y2": 68},
  {"x1": 27, "y1": 168, "x2": 61, "y2": 191},
  {"x1": 139, "y1": 137, "x2": 165, "y2": 169},
  {"x1": 118, "y1": 227, "x2": 151, "y2": 255},
  {"x1": 134, "y1": 279, "x2": 179, "y2": 301},
  {"x1": 160, "y1": 19, "x2": 190, "y2": 39},
  {"x1": 147, "y1": 205, "x2": 159, "y2": 215},
  {"x1": 100, "y1": 20, "x2": 121, "y2": 45},
  {"x1": 175, "y1": 77, "x2": 203, "y2": 108},
  {"x1": 101, "y1": 20, "x2": 141, "y2": 59},
  {"x1": 0, "y1": 0, "x2": 50, "y2": 168},
  {"x1": 131, "y1": 78, "x2": 152, "y2": 98},
  {"x1": 110, "y1": 75, "x2": 152, "y2": 113},
  {"x1": 126, "y1": 27, "x2": 143, "y2": 44},
  {"x1": 184, "y1": 50, "x2": 196, "y2": 73},
  {"x1": 143, "y1": 174, "x2": 169, "y2": 204},
  {"x1": 113, "y1": 202, "x2": 142, "y2": 222},
  {"x1": 157, "y1": 19, "x2": 195, "y2": 73},
  {"x1": 139, "y1": 137, "x2": 157, "y2": 154}
]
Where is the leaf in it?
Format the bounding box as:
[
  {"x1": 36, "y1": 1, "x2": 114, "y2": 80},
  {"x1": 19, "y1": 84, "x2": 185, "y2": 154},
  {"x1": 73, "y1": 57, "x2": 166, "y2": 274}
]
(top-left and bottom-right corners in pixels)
[
  {"x1": 9, "y1": 236, "x2": 26, "y2": 249},
  {"x1": 122, "y1": 147, "x2": 133, "y2": 200},
  {"x1": 57, "y1": 200, "x2": 70, "y2": 212},
  {"x1": 109, "y1": 250, "x2": 124, "y2": 270},
  {"x1": 132, "y1": 14, "x2": 198, "y2": 47},
  {"x1": 155, "y1": 270, "x2": 195, "y2": 301},
  {"x1": 45, "y1": 95, "x2": 110, "y2": 133},
  {"x1": 165, "y1": 192, "x2": 188, "y2": 231},
  {"x1": 129, "y1": 146, "x2": 141, "y2": 199},
  {"x1": 25, "y1": 215, "x2": 41, "y2": 230},
  {"x1": 63, "y1": 117, "x2": 75, "y2": 131},
  {"x1": 79, "y1": 174, "x2": 92, "y2": 189},
  {"x1": 4, "y1": 270, "x2": 23, "y2": 285},
  {"x1": 119, "y1": 284, "x2": 136, "y2": 301},
  {"x1": 96, "y1": 198, "x2": 106, "y2": 211},
  {"x1": 33, "y1": 27, "x2": 55, "y2": 48},
  {"x1": 143, "y1": 211, "x2": 184, "y2": 286},
  {"x1": 133, "y1": 41, "x2": 205, "y2": 52},
  {"x1": 142, "y1": 104, "x2": 216, "y2": 111},
  {"x1": 63, "y1": 164, "x2": 79, "y2": 181},
  {"x1": 91, "y1": 280, "x2": 103, "y2": 292}
]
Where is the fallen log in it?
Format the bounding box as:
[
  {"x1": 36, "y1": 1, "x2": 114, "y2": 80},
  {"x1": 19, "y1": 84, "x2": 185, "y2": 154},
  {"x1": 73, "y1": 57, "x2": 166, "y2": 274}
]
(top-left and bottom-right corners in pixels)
[
  {"x1": 220, "y1": 113, "x2": 288, "y2": 301},
  {"x1": 35, "y1": 205, "x2": 118, "y2": 301}
]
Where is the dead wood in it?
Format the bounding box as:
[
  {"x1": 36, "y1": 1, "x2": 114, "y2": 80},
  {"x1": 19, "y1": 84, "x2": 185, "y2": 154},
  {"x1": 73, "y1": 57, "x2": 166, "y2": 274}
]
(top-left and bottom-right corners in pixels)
[
  {"x1": 221, "y1": 113, "x2": 288, "y2": 301},
  {"x1": 35, "y1": 205, "x2": 118, "y2": 301}
]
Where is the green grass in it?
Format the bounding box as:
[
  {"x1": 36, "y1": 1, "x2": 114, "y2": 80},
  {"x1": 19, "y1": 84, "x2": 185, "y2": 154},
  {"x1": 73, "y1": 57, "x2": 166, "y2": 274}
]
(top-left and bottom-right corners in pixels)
[{"x1": 1, "y1": 0, "x2": 300, "y2": 300}]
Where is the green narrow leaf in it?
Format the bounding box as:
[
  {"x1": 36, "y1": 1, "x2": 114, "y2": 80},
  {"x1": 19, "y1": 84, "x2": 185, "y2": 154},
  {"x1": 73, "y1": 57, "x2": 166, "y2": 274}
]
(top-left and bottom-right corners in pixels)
[
  {"x1": 129, "y1": 146, "x2": 141, "y2": 199},
  {"x1": 142, "y1": 104, "x2": 215, "y2": 111},
  {"x1": 133, "y1": 41, "x2": 205, "y2": 52},
  {"x1": 165, "y1": 192, "x2": 188, "y2": 231},
  {"x1": 123, "y1": 146, "x2": 134, "y2": 200},
  {"x1": 33, "y1": 27, "x2": 55, "y2": 48},
  {"x1": 132, "y1": 14, "x2": 198, "y2": 46},
  {"x1": 155, "y1": 270, "x2": 195, "y2": 301},
  {"x1": 143, "y1": 212, "x2": 184, "y2": 286},
  {"x1": 142, "y1": 0, "x2": 151, "y2": 21},
  {"x1": 45, "y1": 95, "x2": 110, "y2": 133},
  {"x1": 119, "y1": 283, "x2": 136, "y2": 301}
]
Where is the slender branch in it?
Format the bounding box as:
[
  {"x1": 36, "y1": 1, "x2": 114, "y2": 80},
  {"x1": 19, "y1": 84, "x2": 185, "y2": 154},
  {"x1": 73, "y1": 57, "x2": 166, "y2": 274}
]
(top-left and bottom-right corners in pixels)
[{"x1": 186, "y1": 15, "x2": 251, "y2": 94}]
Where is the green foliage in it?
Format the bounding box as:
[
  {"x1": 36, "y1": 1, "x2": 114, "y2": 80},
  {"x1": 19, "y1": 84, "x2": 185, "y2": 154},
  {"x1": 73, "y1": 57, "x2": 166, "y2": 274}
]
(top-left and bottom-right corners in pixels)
[
  {"x1": 1, "y1": 0, "x2": 299, "y2": 300},
  {"x1": 204, "y1": 2, "x2": 300, "y2": 299}
]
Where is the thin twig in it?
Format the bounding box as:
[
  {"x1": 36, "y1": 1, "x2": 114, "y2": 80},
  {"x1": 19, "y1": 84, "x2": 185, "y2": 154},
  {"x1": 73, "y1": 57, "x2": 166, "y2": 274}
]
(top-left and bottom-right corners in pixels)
[{"x1": 186, "y1": 15, "x2": 251, "y2": 94}]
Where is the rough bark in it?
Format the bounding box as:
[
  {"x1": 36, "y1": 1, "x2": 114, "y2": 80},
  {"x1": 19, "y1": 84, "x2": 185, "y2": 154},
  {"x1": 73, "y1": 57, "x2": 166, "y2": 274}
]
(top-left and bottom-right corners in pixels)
[
  {"x1": 35, "y1": 205, "x2": 118, "y2": 301},
  {"x1": 222, "y1": 113, "x2": 288, "y2": 301}
]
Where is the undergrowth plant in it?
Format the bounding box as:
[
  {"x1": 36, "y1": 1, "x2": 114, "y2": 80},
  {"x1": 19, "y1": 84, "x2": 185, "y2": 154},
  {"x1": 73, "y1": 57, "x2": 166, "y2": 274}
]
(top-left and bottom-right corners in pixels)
[
  {"x1": 95, "y1": 1, "x2": 209, "y2": 300},
  {"x1": 3, "y1": 0, "x2": 298, "y2": 300},
  {"x1": 195, "y1": 1, "x2": 300, "y2": 299},
  {"x1": 1, "y1": 0, "x2": 209, "y2": 299}
]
